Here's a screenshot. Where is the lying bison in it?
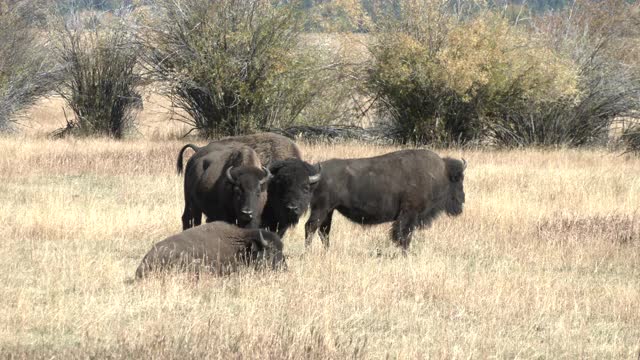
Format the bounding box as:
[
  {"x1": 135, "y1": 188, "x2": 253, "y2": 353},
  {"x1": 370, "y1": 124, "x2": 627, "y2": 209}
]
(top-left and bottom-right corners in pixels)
[
  {"x1": 177, "y1": 142, "x2": 272, "y2": 230},
  {"x1": 135, "y1": 221, "x2": 286, "y2": 279},
  {"x1": 177, "y1": 133, "x2": 322, "y2": 237},
  {"x1": 304, "y1": 149, "x2": 467, "y2": 252}
]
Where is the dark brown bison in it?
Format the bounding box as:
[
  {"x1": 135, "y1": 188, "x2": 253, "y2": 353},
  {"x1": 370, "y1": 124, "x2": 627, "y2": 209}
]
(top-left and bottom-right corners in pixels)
[
  {"x1": 216, "y1": 132, "x2": 302, "y2": 166},
  {"x1": 261, "y1": 158, "x2": 321, "y2": 236},
  {"x1": 177, "y1": 142, "x2": 272, "y2": 230},
  {"x1": 177, "y1": 133, "x2": 321, "y2": 237},
  {"x1": 304, "y1": 149, "x2": 467, "y2": 252},
  {"x1": 135, "y1": 221, "x2": 286, "y2": 279}
]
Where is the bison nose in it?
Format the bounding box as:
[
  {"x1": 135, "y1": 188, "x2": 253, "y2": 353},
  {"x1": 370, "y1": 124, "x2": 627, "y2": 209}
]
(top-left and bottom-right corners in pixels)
[
  {"x1": 286, "y1": 204, "x2": 302, "y2": 215},
  {"x1": 241, "y1": 209, "x2": 253, "y2": 218}
]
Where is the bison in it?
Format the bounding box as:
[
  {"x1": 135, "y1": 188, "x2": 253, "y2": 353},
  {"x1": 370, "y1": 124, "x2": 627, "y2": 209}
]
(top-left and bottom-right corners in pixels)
[
  {"x1": 216, "y1": 132, "x2": 302, "y2": 166},
  {"x1": 177, "y1": 132, "x2": 322, "y2": 237},
  {"x1": 261, "y1": 158, "x2": 321, "y2": 236},
  {"x1": 215, "y1": 132, "x2": 322, "y2": 236},
  {"x1": 304, "y1": 149, "x2": 467, "y2": 252},
  {"x1": 177, "y1": 142, "x2": 272, "y2": 230},
  {"x1": 135, "y1": 221, "x2": 286, "y2": 279}
]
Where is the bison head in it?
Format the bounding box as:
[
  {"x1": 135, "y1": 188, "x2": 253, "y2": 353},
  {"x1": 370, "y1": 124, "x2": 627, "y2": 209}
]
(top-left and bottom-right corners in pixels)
[
  {"x1": 226, "y1": 165, "x2": 272, "y2": 228},
  {"x1": 444, "y1": 157, "x2": 466, "y2": 216},
  {"x1": 263, "y1": 159, "x2": 322, "y2": 231},
  {"x1": 252, "y1": 230, "x2": 287, "y2": 271}
]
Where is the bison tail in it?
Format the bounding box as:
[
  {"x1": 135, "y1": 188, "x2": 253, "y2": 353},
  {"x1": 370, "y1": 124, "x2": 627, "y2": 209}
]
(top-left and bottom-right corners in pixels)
[{"x1": 176, "y1": 144, "x2": 199, "y2": 175}]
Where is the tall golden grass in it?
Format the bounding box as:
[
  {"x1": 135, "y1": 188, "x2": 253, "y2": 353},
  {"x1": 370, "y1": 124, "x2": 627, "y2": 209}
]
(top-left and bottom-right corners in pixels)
[{"x1": 1, "y1": 98, "x2": 640, "y2": 358}]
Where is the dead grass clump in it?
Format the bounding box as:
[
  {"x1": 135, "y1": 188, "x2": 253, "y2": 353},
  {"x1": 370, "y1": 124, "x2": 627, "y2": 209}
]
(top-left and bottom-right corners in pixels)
[{"x1": 536, "y1": 213, "x2": 640, "y2": 245}]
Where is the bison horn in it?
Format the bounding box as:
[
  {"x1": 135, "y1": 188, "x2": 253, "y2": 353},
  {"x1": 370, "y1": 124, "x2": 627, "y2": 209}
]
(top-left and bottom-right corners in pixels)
[
  {"x1": 308, "y1": 164, "x2": 322, "y2": 184},
  {"x1": 226, "y1": 166, "x2": 235, "y2": 184},
  {"x1": 462, "y1": 158, "x2": 467, "y2": 171},
  {"x1": 258, "y1": 230, "x2": 268, "y2": 247},
  {"x1": 259, "y1": 166, "x2": 272, "y2": 185}
]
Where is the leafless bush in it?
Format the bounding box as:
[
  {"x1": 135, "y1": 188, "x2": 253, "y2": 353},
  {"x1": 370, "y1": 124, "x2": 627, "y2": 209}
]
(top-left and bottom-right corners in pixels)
[
  {"x1": 622, "y1": 123, "x2": 640, "y2": 155},
  {"x1": 51, "y1": 4, "x2": 142, "y2": 138},
  {"x1": 0, "y1": 0, "x2": 59, "y2": 131},
  {"x1": 518, "y1": 0, "x2": 640, "y2": 148},
  {"x1": 137, "y1": 0, "x2": 340, "y2": 138}
]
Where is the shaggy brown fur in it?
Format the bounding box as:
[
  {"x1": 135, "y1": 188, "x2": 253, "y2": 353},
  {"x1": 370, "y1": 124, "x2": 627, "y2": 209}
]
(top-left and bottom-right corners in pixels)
[{"x1": 135, "y1": 222, "x2": 286, "y2": 279}]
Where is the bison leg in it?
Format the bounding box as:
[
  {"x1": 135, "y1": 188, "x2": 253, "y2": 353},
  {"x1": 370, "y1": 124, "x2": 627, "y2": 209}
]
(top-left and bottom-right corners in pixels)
[
  {"x1": 304, "y1": 219, "x2": 319, "y2": 248},
  {"x1": 318, "y1": 210, "x2": 334, "y2": 249},
  {"x1": 181, "y1": 206, "x2": 193, "y2": 230},
  {"x1": 391, "y1": 211, "x2": 418, "y2": 254},
  {"x1": 305, "y1": 211, "x2": 330, "y2": 248},
  {"x1": 304, "y1": 198, "x2": 332, "y2": 249},
  {"x1": 192, "y1": 209, "x2": 203, "y2": 227}
]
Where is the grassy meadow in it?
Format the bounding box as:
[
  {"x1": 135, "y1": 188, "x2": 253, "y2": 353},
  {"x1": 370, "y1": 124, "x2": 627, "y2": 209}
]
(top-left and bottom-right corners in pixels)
[{"x1": 1, "y1": 97, "x2": 640, "y2": 358}]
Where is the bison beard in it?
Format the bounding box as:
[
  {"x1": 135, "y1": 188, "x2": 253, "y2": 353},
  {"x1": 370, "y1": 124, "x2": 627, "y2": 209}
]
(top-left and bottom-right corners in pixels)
[
  {"x1": 304, "y1": 149, "x2": 467, "y2": 253},
  {"x1": 444, "y1": 157, "x2": 466, "y2": 216}
]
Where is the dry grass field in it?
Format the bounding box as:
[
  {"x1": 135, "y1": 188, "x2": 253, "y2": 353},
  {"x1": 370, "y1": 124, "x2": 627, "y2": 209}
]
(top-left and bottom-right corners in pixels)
[{"x1": 1, "y1": 98, "x2": 640, "y2": 358}]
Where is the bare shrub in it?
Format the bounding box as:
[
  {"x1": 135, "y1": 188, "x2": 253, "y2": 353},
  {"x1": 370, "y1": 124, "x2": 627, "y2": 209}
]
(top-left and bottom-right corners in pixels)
[
  {"x1": 51, "y1": 5, "x2": 142, "y2": 138},
  {"x1": 507, "y1": 0, "x2": 640, "y2": 148},
  {"x1": 622, "y1": 123, "x2": 640, "y2": 155},
  {"x1": 0, "y1": 0, "x2": 59, "y2": 131},
  {"x1": 137, "y1": 0, "x2": 336, "y2": 138}
]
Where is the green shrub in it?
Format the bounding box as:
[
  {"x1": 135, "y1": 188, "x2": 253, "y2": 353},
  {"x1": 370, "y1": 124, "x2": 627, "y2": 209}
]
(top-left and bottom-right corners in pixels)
[
  {"x1": 303, "y1": 0, "x2": 372, "y2": 32},
  {"x1": 52, "y1": 8, "x2": 142, "y2": 138},
  {"x1": 368, "y1": 7, "x2": 580, "y2": 145}
]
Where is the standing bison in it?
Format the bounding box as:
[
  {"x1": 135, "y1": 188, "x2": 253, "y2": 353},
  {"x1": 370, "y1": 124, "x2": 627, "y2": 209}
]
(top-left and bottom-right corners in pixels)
[
  {"x1": 135, "y1": 221, "x2": 286, "y2": 279},
  {"x1": 177, "y1": 142, "x2": 272, "y2": 230},
  {"x1": 261, "y1": 158, "x2": 321, "y2": 236},
  {"x1": 216, "y1": 132, "x2": 322, "y2": 236},
  {"x1": 177, "y1": 132, "x2": 322, "y2": 237},
  {"x1": 216, "y1": 132, "x2": 302, "y2": 166},
  {"x1": 304, "y1": 149, "x2": 467, "y2": 252}
]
